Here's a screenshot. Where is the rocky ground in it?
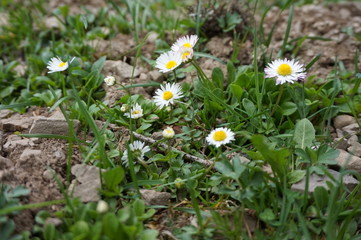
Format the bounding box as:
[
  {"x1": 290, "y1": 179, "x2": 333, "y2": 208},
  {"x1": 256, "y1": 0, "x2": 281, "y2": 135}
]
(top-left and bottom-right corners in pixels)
[{"x1": 1, "y1": 0, "x2": 361, "y2": 234}]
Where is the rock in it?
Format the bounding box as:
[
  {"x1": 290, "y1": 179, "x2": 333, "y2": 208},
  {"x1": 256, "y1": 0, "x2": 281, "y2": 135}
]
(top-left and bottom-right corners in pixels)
[
  {"x1": 19, "y1": 148, "x2": 42, "y2": 163},
  {"x1": 44, "y1": 217, "x2": 62, "y2": 227},
  {"x1": 0, "y1": 110, "x2": 13, "y2": 119},
  {"x1": 336, "y1": 129, "x2": 344, "y2": 138},
  {"x1": 335, "y1": 149, "x2": 361, "y2": 173},
  {"x1": 140, "y1": 189, "x2": 171, "y2": 206},
  {"x1": 70, "y1": 164, "x2": 103, "y2": 202},
  {"x1": 342, "y1": 123, "x2": 360, "y2": 136},
  {"x1": 291, "y1": 169, "x2": 359, "y2": 193},
  {"x1": 348, "y1": 135, "x2": 359, "y2": 145},
  {"x1": 48, "y1": 108, "x2": 65, "y2": 120},
  {"x1": 149, "y1": 70, "x2": 163, "y2": 82},
  {"x1": 348, "y1": 142, "x2": 361, "y2": 157},
  {"x1": 44, "y1": 16, "x2": 62, "y2": 29},
  {"x1": 334, "y1": 115, "x2": 356, "y2": 129},
  {"x1": 29, "y1": 117, "x2": 80, "y2": 136},
  {"x1": 87, "y1": 33, "x2": 136, "y2": 59},
  {"x1": 0, "y1": 116, "x2": 34, "y2": 132},
  {"x1": 102, "y1": 60, "x2": 140, "y2": 81},
  {"x1": 43, "y1": 170, "x2": 54, "y2": 181},
  {"x1": 0, "y1": 156, "x2": 13, "y2": 170},
  {"x1": 333, "y1": 137, "x2": 348, "y2": 150},
  {"x1": 13, "y1": 63, "x2": 27, "y2": 77},
  {"x1": 3, "y1": 135, "x2": 34, "y2": 152}
]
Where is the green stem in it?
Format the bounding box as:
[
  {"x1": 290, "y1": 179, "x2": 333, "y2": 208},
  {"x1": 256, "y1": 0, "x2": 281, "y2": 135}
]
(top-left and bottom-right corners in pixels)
[{"x1": 270, "y1": 84, "x2": 285, "y2": 117}]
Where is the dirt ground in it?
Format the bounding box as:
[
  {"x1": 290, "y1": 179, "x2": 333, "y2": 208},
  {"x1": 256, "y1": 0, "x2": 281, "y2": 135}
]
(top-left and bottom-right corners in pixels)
[{"x1": 1, "y1": 0, "x2": 361, "y2": 234}]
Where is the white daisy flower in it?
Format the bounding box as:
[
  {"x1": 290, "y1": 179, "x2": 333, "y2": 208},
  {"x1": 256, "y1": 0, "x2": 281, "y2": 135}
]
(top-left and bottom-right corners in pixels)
[
  {"x1": 47, "y1": 56, "x2": 75, "y2": 73},
  {"x1": 179, "y1": 46, "x2": 194, "y2": 62},
  {"x1": 153, "y1": 83, "x2": 183, "y2": 108},
  {"x1": 121, "y1": 140, "x2": 150, "y2": 167},
  {"x1": 163, "y1": 126, "x2": 175, "y2": 139},
  {"x1": 124, "y1": 103, "x2": 143, "y2": 119},
  {"x1": 104, "y1": 75, "x2": 115, "y2": 86},
  {"x1": 206, "y1": 127, "x2": 235, "y2": 148},
  {"x1": 171, "y1": 35, "x2": 199, "y2": 52},
  {"x1": 264, "y1": 58, "x2": 307, "y2": 85},
  {"x1": 155, "y1": 51, "x2": 182, "y2": 73}
]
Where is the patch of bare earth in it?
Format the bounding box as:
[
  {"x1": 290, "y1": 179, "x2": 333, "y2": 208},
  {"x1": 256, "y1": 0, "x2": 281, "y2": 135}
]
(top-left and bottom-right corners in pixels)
[
  {"x1": 0, "y1": 107, "x2": 82, "y2": 232},
  {"x1": 263, "y1": 2, "x2": 361, "y2": 78}
]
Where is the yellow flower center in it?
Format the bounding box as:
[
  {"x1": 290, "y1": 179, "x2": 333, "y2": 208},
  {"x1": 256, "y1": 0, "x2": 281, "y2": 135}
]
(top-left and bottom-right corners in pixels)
[
  {"x1": 165, "y1": 129, "x2": 172, "y2": 134},
  {"x1": 213, "y1": 130, "x2": 227, "y2": 141},
  {"x1": 133, "y1": 110, "x2": 140, "y2": 114},
  {"x1": 277, "y1": 64, "x2": 292, "y2": 76},
  {"x1": 182, "y1": 52, "x2": 190, "y2": 60},
  {"x1": 183, "y1": 43, "x2": 191, "y2": 48},
  {"x1": 166, "y1": 60, "x2": 177, "y2": 69},
  {"x1": 58, "y1": 62, "x2": 66, "y2": 67},
  {"x1": 163, "y1": 91, "x2": 173, "y2": 100}
]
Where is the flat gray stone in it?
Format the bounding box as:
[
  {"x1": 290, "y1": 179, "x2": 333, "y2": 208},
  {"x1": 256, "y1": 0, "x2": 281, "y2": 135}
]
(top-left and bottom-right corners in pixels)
[
  {"x1": 19, "y1": 148, "x2": 42, "y2": 163},
  {"x1": 335, "y1": 149, "x2": 361, "y2": 173},
  {"x1": 3, "y1": 135, "x2": 34, "y2": 152},
  {"x1": 102, "y1": 60, "x2": 140, "y2": 81},
  {"x1": 70, "y1": 164, "x2": 103, "y2": 202},
  {"x1": 348, "y1": 142, "x2": 361, "y2": 157},
  {"x1": 0, "y1": 116, "x2": 34, "y2": 132},
  {"x1": 334, "y1": 115, "x2": 356, "y2": 129},
  {"x1": 140, "y1": 189, "x2": 171, "y2": 206},
  {"x1": 342, "y1": 123, "x2": 360, "y2": 136},
  {"x1": 291, "y1": 169, "x2": 359, "y2": 194},
  {"x1": 29, "y1": 117, "x2": 79, "y2": 136}
]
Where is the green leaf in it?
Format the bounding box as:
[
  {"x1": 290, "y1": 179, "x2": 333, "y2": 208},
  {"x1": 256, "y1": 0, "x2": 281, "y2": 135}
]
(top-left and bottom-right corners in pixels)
[
  {"x1": 139, "y1": 229, "x2": 158, "y2": 240},
  {"x1": 102, "y1": 213, "x2": 119, "y2": 237},
  {"x1": 251, "y1": 135, "x2": 289, "y2": 180},
  {"x1": 287, "y1": 170, "x2": 306, "y2": 184},
  {"x1": 229, "y1": 84, "x2": 243, "y2": 99},
  {"x1": 103, "y1": 167, "x2": 124, "y2": 191},
  {"x1": 91, "y1": 56, "x2": 106, "y2": 72},
  {"x1": 259, "y1": 208, "x2": 276, "y2": 222},
  {"x1": 313, "y1": 186, "x2": 329, "y2": 210},
  {"x1": 133, "y1": 199, "x2": 145, "y2": 217},
  {"x1": 242, "y1": 98, "x2": 256, "y2": 116},
  {"x1": 43, "y1": 223, "x2": 56, "y2": 240},
  {"x1": 212, "y1": 67, "x2": 224, "y2": 89},
  {"x1": 281, "y1": 101, "x2": 297, "y2": 116},
  {"x1": 215, "y1": 160, "x2": 238, "y2": 180},
  {"x1": 293, "y1": 118, "x2": 315, "y2": 149}
]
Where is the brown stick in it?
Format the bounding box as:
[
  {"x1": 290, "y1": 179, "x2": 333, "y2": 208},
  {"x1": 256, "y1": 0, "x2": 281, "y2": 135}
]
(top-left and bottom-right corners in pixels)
[{"x1": 132, "y1": 132, "x2": 213, "y2": 168}]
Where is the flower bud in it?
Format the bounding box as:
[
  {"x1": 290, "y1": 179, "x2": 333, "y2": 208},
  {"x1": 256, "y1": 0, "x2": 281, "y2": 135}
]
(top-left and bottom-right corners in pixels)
[
  {"x1": 175, "y1": 178, "x2": 184, "y2": 189},
  {"x1": 163, "y1": 127, "x2": 175, "y2": 139},
  {"x1": 96, "y1": 200, "x2": 109, "y2": 213},
  {"x1": 121, "y1": 104, "x2": 129, "y2": 112}
]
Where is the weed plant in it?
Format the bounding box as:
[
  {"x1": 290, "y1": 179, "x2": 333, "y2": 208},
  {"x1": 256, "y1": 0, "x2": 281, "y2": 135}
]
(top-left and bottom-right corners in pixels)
[{"x1": 1, "y1": 0, "x2": 361, "y2": 239}]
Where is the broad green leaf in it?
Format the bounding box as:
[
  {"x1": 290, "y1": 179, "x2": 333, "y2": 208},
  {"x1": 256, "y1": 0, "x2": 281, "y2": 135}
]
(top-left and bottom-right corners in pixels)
[
  {"x1": 229, "y1": 84, "x2": 243, "y2": 99},
  {"x1": 259, "y1": 208, "x2": 276, "y2": 222},
  {"x1": 251, "y1": 135, "x2": 289, "y2": 180},
  {"x1": 139, "y1": 229, "x2": 158, "y2": 240},
  {"x1": 103, "y1": 167, "x2": 124, "y2": 191},
  {"x1": 91, "y1": 56, "x2": 106, "y2": 72},
  {"x1": 134, "y1": 199, "x2": 145, "y2": 216},
  {"x1": 281, "y1": 101, "x2": 297, "y2": 116},
  {"x1": 313, "y1": 186, "x2": 329, "y2": 210},
  {"x1": 43, "y1": 223, "x2": 56, "y2": 240},
  {"x1": 242, "y1": 98, "x2": 256, "y2": 116},
  {"x1": 293, "y1": 118, "x2": 315, "y2": 149},
  {"x1": 212, "y1": 67, "x2": 224, "y2": 89},
  {"x1": 227, "y1": 61, "x2": 236, "y2": 83},
  {"x1": 215, "y1": 160, "x2": 240, "y2": 180},
  {"x1": 287, "y1": 170, "x2": 306, "y2": 184}
]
